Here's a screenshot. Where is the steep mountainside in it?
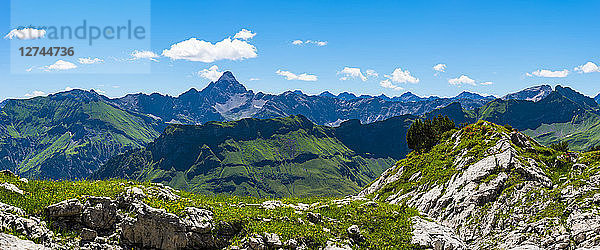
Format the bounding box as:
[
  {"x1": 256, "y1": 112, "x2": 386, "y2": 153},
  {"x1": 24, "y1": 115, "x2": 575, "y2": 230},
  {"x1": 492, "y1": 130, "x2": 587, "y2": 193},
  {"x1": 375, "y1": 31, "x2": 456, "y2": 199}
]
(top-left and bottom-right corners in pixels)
[
  {"x1": 0, "y1": 90, "x2": 164, "y2": 179},
  {"x1": 425, "y1": 102, "x2": 477, "y2": 126},
  {"x1": 93, "y1": 115, "x2": 415, "y2": 197},
  {"x1": 502, "y1": 85, "x2": 553, "y2": 102},
  {"x1": 595, "y1": 93, "x2": 600, "y2": 105},
  {"x1": 478, "y1": 86, "x2": 600, "y2": 131},
  {"x1": 109, "y1": 72, "x2": 494, "y2": 126},
  {"x1": 361, "y1": 121, "x2": 600, "y2": 249}
]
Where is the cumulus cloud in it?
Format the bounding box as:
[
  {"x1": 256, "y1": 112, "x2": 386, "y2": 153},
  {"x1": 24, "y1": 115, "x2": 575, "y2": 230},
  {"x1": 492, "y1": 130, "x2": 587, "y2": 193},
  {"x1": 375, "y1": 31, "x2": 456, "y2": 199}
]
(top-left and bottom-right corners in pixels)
[
  {"x1": 526, "y1": 69, "x2": 569, "y2": 78},
  {"x1": 339, "y1": 67, "x2": 367, "y2": 81},
  {"x1": 448, "y1": 75, "x2": 476, "y2": 86},
  {"x1": 384, "y1": 68, "x2": 420, "y2": 84},
  {"x1": 198, "y1": 65, "x2": 223, "y2": 82},
  {"x1": 249, "y1": 78, "x2": 260, "y2": 81},
  {"x1": 574, "y1": 62, "x2": 600, "y2": 74},
  {"x1": 131, "y1": 50, "x2": 160, "y2": 62},
  {"x1": 379, "y1": 79, "x2": 403, "y2": 91},
  {"x1": 43, "y1": 60, "x2": 77, "y2": 71},
  {"x1": 291, "y1": 40, "x2": 327, "y2": 46},
  {"x1": 480, "y1": 81, "x2": 494, "y2": 85},
  {"x1": 78, "y1": 57, "x2": 103, "y2": 64},
  {"x1": 233, "y1": 29, "x2": 256, "y2": 40},
  {"x1": 276, "y1": 70, "x2": 318, "y2": 81},
  {"x1": 4, "y1": 28, "x2": 46, "y2": 40},
  {"x1": 24, "y1": 90, "x2": 47, "y2": 97},
  {"x1": 366, "y1": 69, "x2": 378, "y2": 78},
  {"x1": 433, "y1": 63, "x2": 447, "y2": 72},
  {"x1": 162, "y1": 38, "x2": 257, "y2": 63}
]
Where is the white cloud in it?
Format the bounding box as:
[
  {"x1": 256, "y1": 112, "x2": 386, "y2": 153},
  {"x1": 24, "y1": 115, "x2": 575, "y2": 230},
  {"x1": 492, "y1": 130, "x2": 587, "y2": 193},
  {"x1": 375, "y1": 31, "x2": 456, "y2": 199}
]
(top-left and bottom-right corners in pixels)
[
  {"x1": 574, "y1": 62, "x2": 600, "y2": 74},
  {"x1": 448, "y1": 75, "x2": 476, "y2": 86},
  {"x1": 276, "y1": 70, "x2": 318, "y2": 81},
  {"x1": 339, "y1": 67, "x2": 367, "y2": 81},
  {"x1": 249, "y1": 78, "x2": 260, "y2": 81},
  {"x1": 366, "y1": 69, "x2": 378, "y2": 78},
  {"x1": 4, "y1": 28, "x2": 46, "y2": 40},
  {"x1": 233, "y1": 29, "x2": 256, "y2": 40},
  {"x1": 43, "y1": 60, "x2": 77, "y2": 71},
  {"x1": 198, "y1": 65, "x2": 223, "y2": 82},
  {"x1": 162, "y1": 38, "x2": 257, "y2": 63},
  {"x1": 526, "y1": 69, "x2": 569, "y2": 78},
  {"x1": 131, "y1": 50, "x2": 160, "y2": 62},
  {"x1": 384, "y1": 68, "x2": 420, "y2": 84},
  {"x1": 433, "y1": 63, "x2": 447, "y2": 72},
  {"x1": 24, "y1": 90, "x2": 46, "y2": 97},
  {"x1": 379, "y1": 79, "x2": 403, "y2": 91},
  {"x1": 291, "y1": 40, "x2": 328, "y2": 46},
  {"x1": 78, "y1": 57, "x2": 103, "y2": 64},
  {"x1": 480, "y1": 81, "x2": 494, "y2": 85}
]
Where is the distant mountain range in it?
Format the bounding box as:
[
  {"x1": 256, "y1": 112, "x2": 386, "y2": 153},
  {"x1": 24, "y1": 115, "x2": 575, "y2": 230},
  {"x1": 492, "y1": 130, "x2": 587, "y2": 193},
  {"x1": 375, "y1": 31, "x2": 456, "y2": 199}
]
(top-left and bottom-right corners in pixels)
[
  {"x1": 1, "y1": 71, "x2": 600, "y2": 182},
  {"x1": 595, "y1": 93, "x2": 600, "y2": 104},
  {"x1": 108, "y1": 72, "x2": 495, "y2": 126}
]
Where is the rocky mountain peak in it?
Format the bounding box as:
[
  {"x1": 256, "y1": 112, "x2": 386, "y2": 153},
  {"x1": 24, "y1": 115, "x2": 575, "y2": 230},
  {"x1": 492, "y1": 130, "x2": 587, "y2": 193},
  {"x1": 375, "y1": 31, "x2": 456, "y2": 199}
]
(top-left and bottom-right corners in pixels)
[
  {"x1": 455, "y1": 91, "x2": 490, "y2": 100},
  {"x1": 502, "y1": 85, "x2": 552, "y2": 102},
  {"x1": 218, "y1": 71, "x2": 236, "y2": 81},
  {"x1": 202, "y1": 71, "x2": 247, "y2": 96}
]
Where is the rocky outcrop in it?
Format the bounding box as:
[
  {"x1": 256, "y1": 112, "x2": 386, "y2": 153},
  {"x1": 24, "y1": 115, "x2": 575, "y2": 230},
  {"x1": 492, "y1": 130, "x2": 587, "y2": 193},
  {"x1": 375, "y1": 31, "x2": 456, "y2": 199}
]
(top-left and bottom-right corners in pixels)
[
  {"x1": 0, "y1": 202, "x2": 53, "y2": 244},
  {"x1": 120, "y1": 203, "x2": 224, "y2": 249},
  {"x1": 362, "y1": 126, "x2": 600, "y2": 249},
  {"x1": 410, "y1": 217, "x2": 466, "y2": 250},
  {"x1": 37, "y1": 185, "x2": 243, "y2": 249}
]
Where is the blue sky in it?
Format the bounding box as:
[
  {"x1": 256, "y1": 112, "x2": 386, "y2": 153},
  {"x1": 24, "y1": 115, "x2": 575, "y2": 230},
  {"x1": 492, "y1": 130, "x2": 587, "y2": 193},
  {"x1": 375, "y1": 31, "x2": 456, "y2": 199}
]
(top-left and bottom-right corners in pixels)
[{"x1": 1, "y1": 0, "x2": 600, "y2": 101}]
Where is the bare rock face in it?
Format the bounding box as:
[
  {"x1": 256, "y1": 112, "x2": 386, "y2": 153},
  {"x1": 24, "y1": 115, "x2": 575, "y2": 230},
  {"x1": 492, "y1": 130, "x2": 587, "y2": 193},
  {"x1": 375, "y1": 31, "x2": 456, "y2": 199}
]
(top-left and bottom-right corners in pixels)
[{"x1": 410, "y1": 217, "x2": 466, "y2": 250}]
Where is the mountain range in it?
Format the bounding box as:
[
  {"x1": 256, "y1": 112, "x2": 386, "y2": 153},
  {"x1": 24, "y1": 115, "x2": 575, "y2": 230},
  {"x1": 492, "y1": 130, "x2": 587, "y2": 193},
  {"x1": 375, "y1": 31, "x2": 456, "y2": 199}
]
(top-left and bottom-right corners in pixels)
[
  {"x1": 108, "y1": 72, "x2": 495, "y2": 126},
  {"x1": 1, "y1": 71, "x2": 600, "y2": 184}
]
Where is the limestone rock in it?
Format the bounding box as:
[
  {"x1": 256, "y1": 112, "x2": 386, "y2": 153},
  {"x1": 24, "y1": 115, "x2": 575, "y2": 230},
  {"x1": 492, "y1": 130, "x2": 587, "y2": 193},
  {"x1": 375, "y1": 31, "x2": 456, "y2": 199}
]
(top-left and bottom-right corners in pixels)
[
  {"x1": 0, "y1": 233, "x2": 49, "y2": 250},
  {"x1": 411, "y1": 216, "x2": 466, "y2": 250},
  {"x1": 45, "y1": 199, "x2": 83, "y2": 219},
  {"x1": 0, "y1": 183, "x2": 24, "y2": 195}
]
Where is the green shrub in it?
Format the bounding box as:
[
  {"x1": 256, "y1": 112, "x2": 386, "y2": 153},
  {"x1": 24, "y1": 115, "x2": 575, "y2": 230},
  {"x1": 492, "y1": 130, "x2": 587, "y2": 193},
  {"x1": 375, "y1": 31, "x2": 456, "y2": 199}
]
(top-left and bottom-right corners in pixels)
[
  {"x1": 550, "y1": 141, "x2": 569, "y2": 152},
  {"x1": 407, "y1": 115, "x2": 455, "y2": 152},
  {"x1": 503, "y1": 124, "x2": 513, "y2": 131}
]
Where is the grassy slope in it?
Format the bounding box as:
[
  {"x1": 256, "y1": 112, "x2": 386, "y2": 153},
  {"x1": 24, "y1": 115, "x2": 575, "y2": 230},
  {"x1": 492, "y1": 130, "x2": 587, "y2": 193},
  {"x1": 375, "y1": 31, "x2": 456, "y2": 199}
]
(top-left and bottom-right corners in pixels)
[
  {"x1": 95, "y1": 115, "x2": 401, "y2": 197},
  {"x1": 0, "y1": 172, "x2": 419, "y2": 249},
  {"x1": 523, "y1": 112, "x2": 600, "y2": 151},
  {"x1": 0, "y1": 93, "x2": 163, "y2": 179}
]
